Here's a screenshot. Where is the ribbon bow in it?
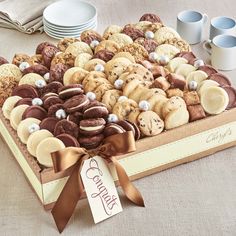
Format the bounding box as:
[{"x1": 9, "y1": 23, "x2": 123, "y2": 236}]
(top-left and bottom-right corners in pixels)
[{"x1": 51, "y1": 131, "x2": 145, "y2": 233}]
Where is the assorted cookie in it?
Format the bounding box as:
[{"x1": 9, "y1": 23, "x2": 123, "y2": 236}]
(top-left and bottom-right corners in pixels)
[{"x1": 1, "y1": 13, "x2": 236, "y2": 169}]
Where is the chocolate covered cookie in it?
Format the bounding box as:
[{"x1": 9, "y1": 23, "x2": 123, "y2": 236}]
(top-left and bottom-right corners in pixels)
[
  {"x1": 40, "y1": 117, "x2": 59, "y2": 133},
  {"x1": 56, "y1": 133, "x2": 80, "y2": 147},
  {"x1": 54, "y1": 119, "x2": 79, "y2": 138},
  {"x1": 12, "y1": 84, "x2": 38, "y2": 98},
  {"x1": 22, "y1": 105, "x2": 47, "y2": 120},
  {"x1": 79, "y1": 133, "x2": 104, "y2": 149}
]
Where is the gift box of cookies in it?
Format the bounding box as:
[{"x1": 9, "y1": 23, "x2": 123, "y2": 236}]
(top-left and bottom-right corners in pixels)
[{"x1": 0, "y1": 13, "x2": 236, "y2": 230}]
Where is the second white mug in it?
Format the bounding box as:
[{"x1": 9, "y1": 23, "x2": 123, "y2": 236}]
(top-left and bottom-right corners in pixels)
[
  {"x1": 209, "y1": 16, "x2": 236, "y2": 40},
  {"x1": 177, "y1": 10, "x2": 208, "y2": 44}
]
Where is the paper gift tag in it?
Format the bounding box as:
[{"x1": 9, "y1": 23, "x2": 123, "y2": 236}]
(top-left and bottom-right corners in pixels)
[{"x1": 81, "y1": 156, "x2": 123, "y2": 223}]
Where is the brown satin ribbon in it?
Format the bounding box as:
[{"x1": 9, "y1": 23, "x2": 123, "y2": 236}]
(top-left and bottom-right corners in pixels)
[{"x1": 51, "y1": 131, "x2": 145, "y2": 233}]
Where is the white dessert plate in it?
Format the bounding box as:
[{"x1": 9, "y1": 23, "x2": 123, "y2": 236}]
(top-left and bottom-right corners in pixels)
[
  {"x1": 43, "y1": 18, "x2": 97, "y2": 32},
  {"x1": 43, "y1": 0, "x2": 97, "y2": 27},
  {"x1": 44, "y1": 23, "x2": 97, "y2": 36}
]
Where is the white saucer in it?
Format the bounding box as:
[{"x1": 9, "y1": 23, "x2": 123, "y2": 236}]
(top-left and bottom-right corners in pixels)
[{"x1": 43, "y1": 0, "x2": 97, "y2": 27}]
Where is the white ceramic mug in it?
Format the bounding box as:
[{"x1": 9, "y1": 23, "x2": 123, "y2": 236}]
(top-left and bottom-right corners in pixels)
[
  {"x1": 177, "y1": 10, "x2": 208, "y2": 44},
  {"x1": 209, "y1": 16, "x2": 236, "y2": 40},
  {"x1": 203, "y1": 34, "x2": 236, "y2": 70}
]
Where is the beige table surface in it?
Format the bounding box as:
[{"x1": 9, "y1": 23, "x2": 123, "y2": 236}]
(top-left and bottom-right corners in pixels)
[{"x1": 0, "y1": 0, "x2": 236, "y2": 235}]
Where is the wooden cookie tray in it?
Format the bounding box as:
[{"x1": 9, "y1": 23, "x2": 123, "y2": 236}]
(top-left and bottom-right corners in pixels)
[{"x1": 1, "y1": 108, "x2": 236, "y2": 210}]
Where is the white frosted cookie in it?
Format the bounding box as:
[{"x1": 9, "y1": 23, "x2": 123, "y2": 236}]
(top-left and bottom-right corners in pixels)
[
  {"x1": 155, "y1": 44, "x2": 180, "y2": 59},
  {"x1": 108, "y1": 33, "x2": 133, "y2": 47},
  {"x1": 167, "y1": 57, "x2": 188, "y2": 73},
  {"x1": 0, "y1": 63, "x2": 22, "y2": 81},
  {"x1": 36, "y1": 137, "x2": 65, "y2": 167},
  {"x1": 197, "y1": 80, "x2": 219, "y2": 95},
  {"x1": 65, "y1": 42, "x2": 93, "y2": 57},
  {"x1": 175, "y1": 64, "x2": 196, "y2": 78},
  {"x1": 10, "y1": 104, "x2": 29, "y2": 130},
  {"x1": 74, "y1": 53, "x2": 93, "y2": 68},
  {"x1": 186, "y1": 70, "x2": 208, "y2": 89},
  {"x1": 154, "y1": 26, "x2": 181, "y2": 44},
  {"x1": 19, "y1": 73, "x2": 45, "y2": 87},
  {"x1": 2, "y1": 96, "x2": 22, "y2": 119},
  {"x1": 27, "y1": 129, "x2": 53, "y2": 157},
  {"x1": 200, "y1": 87, "x2": 229, "y2": 115},
  {"x1": 17, "y1": 118, "x2": 41, "y2": 144}
]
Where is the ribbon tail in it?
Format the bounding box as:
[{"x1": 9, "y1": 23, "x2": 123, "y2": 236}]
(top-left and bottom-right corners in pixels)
[
  {"x1": 51, "y1": 163, "x2": 84, "y2": 233},
  {"x1": 112, "y1": 157, "x2": 145, "y2": 207}
]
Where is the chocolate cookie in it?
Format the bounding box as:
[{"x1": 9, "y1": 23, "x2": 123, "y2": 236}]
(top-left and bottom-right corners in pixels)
[
  {"x1": 209, "y1": 73, "x2": 231, "y2": 87},
  {"x1": 54, "y1": 119, "x2": 79, "y2": 138},
  {"x1": 222, "y1": 86, "x2": 236, "y2": 109},
  {"x1": 58, "y1": 84, "x2": 84, "y2": 100},
  {"x1": 198, "y1": 65, "x2": 218, "y2": 76},
  {"x1": 80, "y1": 30, "x2": 103, "y2": 45},
  {"x1": 79, "y1": 133, "x2": 104, "y2": 149},
  {"x1": 79, "y1": 118, "x2": 106, "y2": 136},
  {"x1": 22, "y1": 105, "x2": 47, "y2": 121},
  {"x1": 36, "y1": 42, "x2": 56, "y2": 54},
  {"x1": 23, "y1": 64, "x2": 49, "y2": 76},
  {"x1": 135, "y1": 37, "x2": 158, "y2": 53},
  {"x1": 15, "y1": 98, "x2": 33, "y2": 107},
  {"x1": 93, "y1": 49, "x2": 115, "y2": 62},
  {"x1": 42, "y1": 45, "x2": 60, "y2": 68},
  {"x1": 40, "y1": 117, "x2": 59, "y2": 133},
  {"x1": 139, "y1": 13, "x2": 162, "y2": 23},
  {"x1": 116, "y1": 120, "x2": 136, "y2": 136},
  {"x1": 12, "y1": 84, "x2": 39, "y2": 98},
  {"x1": 0, "y1": 56, "x2": 9, "y2": 65},
  {"x1": 122, "y1": 25, "x2": 144, "y2": 40},
  {"x1": 48, "y1": 103, "x2": 65, "y2": 117},
  {"x1": 56, "y1": 133, "x2": 80, "y2": 147},
  {"x1": 104, "y1": 123, "x2": 126, "y2": 137},
  {"x1": 43, "y1": 94, "x2": 63, "y2": 110},
  {"x1": 41, "y1": 81, "x2": 63, "y2": 95},
  {"x1": 83, "y1": 101, "x2": 109, "y2": 119},
  {"x1": 49, "y1": 63, "x2": 69, "y2": 83},
  {"x1": 64, "y1": 94, "x2": 89, "y2": 113},
  {"x1": 67, "y1": 111, "x2": 83, "y2": 125}
]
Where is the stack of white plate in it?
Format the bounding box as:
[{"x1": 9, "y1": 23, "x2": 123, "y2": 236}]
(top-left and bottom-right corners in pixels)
[{"x1": 43, "y1": 0, "x2": 97, "y2": 39}]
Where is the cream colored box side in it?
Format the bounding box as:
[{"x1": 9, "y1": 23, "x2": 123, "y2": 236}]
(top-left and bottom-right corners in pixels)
[
  {"x1": 42, "y1": 121, "x2": 236, "y2": 206},
  {"x1": 0, "y1": 119, "x2": 44, "y2": 203}
]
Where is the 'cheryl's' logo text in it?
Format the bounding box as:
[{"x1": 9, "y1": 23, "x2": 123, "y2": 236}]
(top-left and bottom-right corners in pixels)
[{"x1": 85, "y1": 158, "x2": 118, "y2": 216}]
